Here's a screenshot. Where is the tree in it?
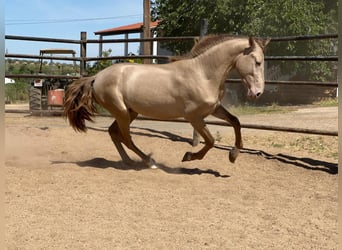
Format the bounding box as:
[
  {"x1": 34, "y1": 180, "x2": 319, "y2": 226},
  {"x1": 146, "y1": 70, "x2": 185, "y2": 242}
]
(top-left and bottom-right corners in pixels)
[
  {"x1": 152, "y1": 0, "x2": 336, "y2": 45},
  {"x1": 86, "y1": 49, "x2": 113, "y2": 75},
  {"x1": 152, "y1": 0, "x2": 337, "y2": 81}
]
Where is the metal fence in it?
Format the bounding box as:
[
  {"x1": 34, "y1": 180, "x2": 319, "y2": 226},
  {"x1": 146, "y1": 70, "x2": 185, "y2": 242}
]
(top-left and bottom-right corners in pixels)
[
  {"x1": 4, "y1": 32, "x2": 338, "y2": 136},
  {"x1": 5, "y1": 32, "x2": 338, "y2": 87}
]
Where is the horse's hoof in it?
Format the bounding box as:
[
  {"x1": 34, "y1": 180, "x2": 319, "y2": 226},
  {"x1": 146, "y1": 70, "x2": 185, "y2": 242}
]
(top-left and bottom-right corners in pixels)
[
  {"x1": 145, "y1": 155, "x2": 158, "y2": 168},
  {"x1": 182, "y1": 152, "x2": 193, "y2": 162},
  {"x1": 150, "y1": 164, "x2": 158, "y2": 169},
  {"x1": 229, "y1": 147, "x2": 240, "y2": 163}
]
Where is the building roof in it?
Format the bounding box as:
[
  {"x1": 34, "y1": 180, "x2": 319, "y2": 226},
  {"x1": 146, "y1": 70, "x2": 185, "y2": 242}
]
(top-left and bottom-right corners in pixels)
[{"x1": 94, "y1": 21, "x2": 160, "y2": 36}]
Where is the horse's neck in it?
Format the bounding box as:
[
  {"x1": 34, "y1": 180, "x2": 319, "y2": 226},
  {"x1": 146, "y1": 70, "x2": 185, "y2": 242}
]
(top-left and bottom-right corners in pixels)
[{"x1": 193, "y1": 39, "x2": 248, "y2": 83}]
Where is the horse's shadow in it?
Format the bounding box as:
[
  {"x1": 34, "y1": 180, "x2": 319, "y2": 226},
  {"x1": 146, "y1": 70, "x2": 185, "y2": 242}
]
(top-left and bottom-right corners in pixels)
[
  {"x1": 131, "y1": 126, "x2": 338, "y2": 175},
  {"x1": 130, "y1": 126, "x2": 193, "y2": 145},
  {"x1": 242, "y1": 149, "x2": 338, "y2": 174},
  {"x1": 58, "y1": 126, "x2": 338, "y2": 175},
  {"x1": 51, "y1": 158, "x2": 230, "y2": 178}
]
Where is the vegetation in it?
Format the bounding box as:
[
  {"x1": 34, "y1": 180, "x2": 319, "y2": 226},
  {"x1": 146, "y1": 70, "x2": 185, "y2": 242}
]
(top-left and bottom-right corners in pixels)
[
  {"x1": 313, "y1": 97, "x2": 338, "y2": 107},
  {"x1": 229, "y1": 103, "x2": 298, "y2": 116},
  {"x1": 226, "y1": 98, "x2": 337, "y2": 116},
  {"x1": 5, "y1": 81, "x2": 29, "y2": 103},
  {"x1": 87, "y1": 49, "x2": 143, "y2": 75},
  {"x1": 264, "y1": 135, "x2": 338, "y2": 160},
  {"x1": 5, "y1": 48, "x2": 144, "y2": 103},
  {"x1": 86, "y1": 49, "x2": 114, "y2": 76},
  {"x1": 5, "y1": 58, "x2": 78, "y2": 76},
  {"x1": 5, "y1": 59, "x2": 78, "y2": 103},
  {"x1": 289, "y1": 136, "x2": 338, "y2": 160},
  {"x1": 151, "y1": 0, "x2": 338, "y2": 81}
]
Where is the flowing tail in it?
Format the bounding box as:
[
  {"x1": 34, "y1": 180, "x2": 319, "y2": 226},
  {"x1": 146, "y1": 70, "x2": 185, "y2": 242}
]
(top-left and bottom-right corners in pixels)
[{"x1": 64, "y1": 76, "x2": 97, "y2": 132}]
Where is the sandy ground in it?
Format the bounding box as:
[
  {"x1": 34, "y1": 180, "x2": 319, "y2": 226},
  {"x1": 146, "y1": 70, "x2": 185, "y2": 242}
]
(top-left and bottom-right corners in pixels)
[{"x1": 5, "y1": 106, "x2": 338, "y2": 249}]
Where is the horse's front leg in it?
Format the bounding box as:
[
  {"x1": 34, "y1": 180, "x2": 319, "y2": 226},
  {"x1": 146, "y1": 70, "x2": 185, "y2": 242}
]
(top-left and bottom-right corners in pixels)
[
  {"x1": 182, "y1": 118, "x2": 215, "y2": 162},
  {"x1": 212, "y1": 104, "x2": 242, "y2": 163}
]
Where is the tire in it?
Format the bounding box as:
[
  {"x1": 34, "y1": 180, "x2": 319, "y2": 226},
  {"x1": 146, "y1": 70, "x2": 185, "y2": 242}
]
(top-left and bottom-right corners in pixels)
[{"x1": 29, "y1": 87, "x2": 42, "y2": 111}]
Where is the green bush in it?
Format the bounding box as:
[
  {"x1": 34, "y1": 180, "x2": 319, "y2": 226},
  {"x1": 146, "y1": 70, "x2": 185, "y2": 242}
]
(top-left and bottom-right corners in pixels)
[{"x1": 5, "y1": 80, "x2": 29, "y2": 103}]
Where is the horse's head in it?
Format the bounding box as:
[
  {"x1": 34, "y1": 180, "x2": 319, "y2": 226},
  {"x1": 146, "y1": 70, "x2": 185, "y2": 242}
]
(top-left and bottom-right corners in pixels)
[{"x1": 235, "y1": 36, "x2": 270, "y2": 99}]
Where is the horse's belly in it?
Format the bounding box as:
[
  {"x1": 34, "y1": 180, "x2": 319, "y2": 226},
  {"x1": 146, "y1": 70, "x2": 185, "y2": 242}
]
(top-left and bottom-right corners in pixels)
[{"x1": 127, "y1": 98, "x2": 184, "y2": 120}]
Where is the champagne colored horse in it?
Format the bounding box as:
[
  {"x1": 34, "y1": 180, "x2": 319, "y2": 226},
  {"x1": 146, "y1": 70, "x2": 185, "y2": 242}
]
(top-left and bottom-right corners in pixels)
[{"x1": 64, "y1": 35, "x2": 270, "y2": 168}]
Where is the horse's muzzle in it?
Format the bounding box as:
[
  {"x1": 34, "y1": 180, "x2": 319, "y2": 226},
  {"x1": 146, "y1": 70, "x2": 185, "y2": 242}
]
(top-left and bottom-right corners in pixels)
[{"x1": 247, "y1": 88, "x2": 263, "y2": 99}]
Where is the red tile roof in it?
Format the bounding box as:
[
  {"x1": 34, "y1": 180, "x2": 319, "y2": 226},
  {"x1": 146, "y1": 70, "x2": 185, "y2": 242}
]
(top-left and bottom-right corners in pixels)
[{"x1": 94, "y1": 21, "x2": 160, "y2": 36}]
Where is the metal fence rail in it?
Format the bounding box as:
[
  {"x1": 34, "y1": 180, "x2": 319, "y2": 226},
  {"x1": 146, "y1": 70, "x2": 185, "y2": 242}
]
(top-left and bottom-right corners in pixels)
[
  {"x1": 5, "y1": 34, "x2": 81, "y2": 44},
  {"x1": 5, "y1": 33, "x2": 338, "y2": 65},
  {"x1": 136, "y1": 116, "x2": 338, "y2": 137},
  {"x1": 228, "y1": 79, "x2": 338, "y2": 87},
  {"x1": 86, "y1": 36, "x2": 197, "y2": 43},
  {"x1": 5, "y1": 74, "x2": 79, "y2": 79},
  {"x1": 85, "y1": 55, "x2": 170, "y2": 62},
  {"x1": 5, "y1": 53, "x2": 82, "y2": 61},
  {"x1": 269, "y1": 33, "x2": 338, "y2": 41},
  {"x1": 266, "y1": 55, "x2": 337, "y2": 61}
]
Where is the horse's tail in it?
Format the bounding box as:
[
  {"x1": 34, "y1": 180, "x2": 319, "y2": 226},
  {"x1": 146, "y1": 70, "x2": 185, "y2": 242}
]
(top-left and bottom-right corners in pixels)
[{"x1": 64, "y1": 76, "x2": 97, "y2": 132}]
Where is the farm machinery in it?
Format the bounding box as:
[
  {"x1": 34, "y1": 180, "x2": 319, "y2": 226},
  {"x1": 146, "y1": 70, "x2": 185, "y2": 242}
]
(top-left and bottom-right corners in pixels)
[{"x1": 29, "y1": 49, "x2": 79, "y2": 112}]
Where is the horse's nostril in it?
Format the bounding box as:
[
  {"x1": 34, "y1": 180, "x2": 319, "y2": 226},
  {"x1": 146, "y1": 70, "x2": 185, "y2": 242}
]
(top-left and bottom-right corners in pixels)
[{"x1": 256, "y1": 92, "x2": 262, "y2": 97}]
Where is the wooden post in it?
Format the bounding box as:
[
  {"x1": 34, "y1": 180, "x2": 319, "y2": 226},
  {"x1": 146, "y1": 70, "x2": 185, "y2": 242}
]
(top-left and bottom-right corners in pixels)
[
  {"x1": 192, "y1": 19, "x2": 208, "y2": 146},
  {"x1": 80, "y1": 31, "x2": 87, "y2": 76},
  {"x1": 124, "y1": 33, "x2": 129, "y2": 56},
  {"x1": 143, "y1": 0, "x2": 151, "y2": 64},
  {"x1": 98, "y1": 35, "x2": 103, "y2": 58}
]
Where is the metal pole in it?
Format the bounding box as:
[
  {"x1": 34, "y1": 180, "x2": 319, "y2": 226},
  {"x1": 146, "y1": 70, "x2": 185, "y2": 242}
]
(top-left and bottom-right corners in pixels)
[
  {"x1": 200, "y1": 19, "x2": 208, "y2": 37},
  {"x1": 80, "y1": 31, "x2": 87, "y2": 76},
  {"x1": 193, "y1": 19, "x2": 208, "y2": 147},
  {"x1": 143, "y1": 0, "x2": 151, "y2": 64}
]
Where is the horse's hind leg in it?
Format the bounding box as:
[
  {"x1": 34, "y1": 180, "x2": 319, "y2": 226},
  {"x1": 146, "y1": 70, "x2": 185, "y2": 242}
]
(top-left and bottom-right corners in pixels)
[
  {"x1": 109, "y1": 121, "x2": 134, "y2": 164},
  {"x1": 212, "y1": 104, "x2": 243, "y2": 163},
  {"x1": 182, "y1": 118, "x2": 215, "y2": 162},
  {"x1": 116, "y1": 110, "x2": 157, "y2": 168}
]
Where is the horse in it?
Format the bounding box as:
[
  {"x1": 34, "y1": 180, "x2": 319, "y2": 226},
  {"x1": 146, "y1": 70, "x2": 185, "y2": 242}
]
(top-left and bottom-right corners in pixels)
[{"x1": 64, "y1": 35, "x2": 270, "y2": 168}]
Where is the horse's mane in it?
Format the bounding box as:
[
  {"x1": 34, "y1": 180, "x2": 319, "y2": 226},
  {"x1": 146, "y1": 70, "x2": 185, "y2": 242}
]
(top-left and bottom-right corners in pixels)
[
  {"x1": 170, "y1": 34, "x2": 245, "y2": 62},
  {"x1": 190, "y1": 35, "x2": 240, "y2": 57}
]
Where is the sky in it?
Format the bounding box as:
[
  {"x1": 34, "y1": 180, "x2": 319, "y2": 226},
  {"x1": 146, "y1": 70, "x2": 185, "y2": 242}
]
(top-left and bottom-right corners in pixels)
[{"x1": 5, "y1": 0, "x2": 145, "y2": 59}]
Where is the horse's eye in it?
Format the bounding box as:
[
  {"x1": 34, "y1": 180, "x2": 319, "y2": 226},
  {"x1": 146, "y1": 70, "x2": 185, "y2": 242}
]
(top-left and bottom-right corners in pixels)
[{"x1": 256, "y1": 61, "x2": 261, "y2": 66}]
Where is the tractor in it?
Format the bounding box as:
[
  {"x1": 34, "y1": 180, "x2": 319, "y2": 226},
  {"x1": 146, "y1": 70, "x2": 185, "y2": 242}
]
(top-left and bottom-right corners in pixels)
[{"x1": 29, "y1": 49, "x2": 79, "y2": 111}]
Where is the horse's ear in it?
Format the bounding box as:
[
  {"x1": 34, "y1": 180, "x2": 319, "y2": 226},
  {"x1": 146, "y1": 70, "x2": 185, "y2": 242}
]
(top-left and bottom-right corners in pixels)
[
  {"x1": 262, "y1": 38, "x2": 271, "y2": 48},
  {"x1": 244, "y1": 36, "x2": 255, "y2": 55},
  {"x1": 194, "y1": 37, "x2": 200, "y2": 44},
  {"x1": 249, "y1": 36, "x2": 256, "y2": 49},
  {"x1": 255, "y1": 38, "x2": 271, "y2": 52}
]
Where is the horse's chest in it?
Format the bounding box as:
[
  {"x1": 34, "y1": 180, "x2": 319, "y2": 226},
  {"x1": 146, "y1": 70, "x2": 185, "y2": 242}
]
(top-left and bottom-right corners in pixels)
[
  {"x1": 193, "y1": 83, "x2": 222, "y2": 104},
  {"x1": 184, "y1": 87, "x2": 221, "y2": 116}
]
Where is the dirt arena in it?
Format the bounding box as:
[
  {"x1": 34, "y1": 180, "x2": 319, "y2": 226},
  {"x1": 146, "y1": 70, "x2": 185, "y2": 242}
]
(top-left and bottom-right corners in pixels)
[{"x1": 5, "y1": 106, "x2": 338, "y2": 249}]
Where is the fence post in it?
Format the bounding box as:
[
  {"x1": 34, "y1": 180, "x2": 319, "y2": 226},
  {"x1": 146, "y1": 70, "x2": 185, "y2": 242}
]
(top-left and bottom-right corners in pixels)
[
  {"x1": 143, "y1": 0, "x2": 151, "y2": 64},
  {"x1": 80, "y1": 31, "x2": 87, "y2": 76},
  {"x1": 192, "y1": 19, "x2": 208, "y2": 147},
  {"x1": 98, "y1": 35, "x2": 103, "y2": 58}
]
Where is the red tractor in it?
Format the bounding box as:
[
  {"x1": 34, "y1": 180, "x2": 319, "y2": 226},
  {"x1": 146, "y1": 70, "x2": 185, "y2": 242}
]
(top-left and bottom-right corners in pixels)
[{"x1": 29, "y1": 49, "x2": 79, "y2": 112}]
